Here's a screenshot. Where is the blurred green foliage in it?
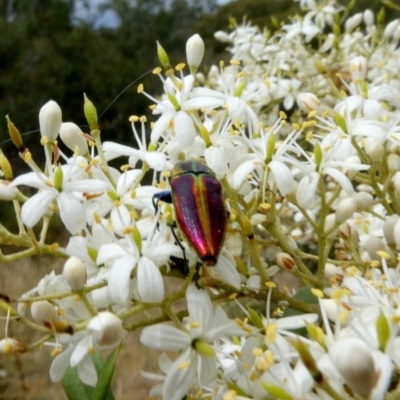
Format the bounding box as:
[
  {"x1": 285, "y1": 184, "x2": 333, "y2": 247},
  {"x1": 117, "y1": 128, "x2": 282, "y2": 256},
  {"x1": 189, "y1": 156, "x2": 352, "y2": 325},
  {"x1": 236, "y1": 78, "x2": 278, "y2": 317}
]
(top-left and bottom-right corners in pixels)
[{"x1": 0, "y1": 0, "x2": 301, "y2": 158}]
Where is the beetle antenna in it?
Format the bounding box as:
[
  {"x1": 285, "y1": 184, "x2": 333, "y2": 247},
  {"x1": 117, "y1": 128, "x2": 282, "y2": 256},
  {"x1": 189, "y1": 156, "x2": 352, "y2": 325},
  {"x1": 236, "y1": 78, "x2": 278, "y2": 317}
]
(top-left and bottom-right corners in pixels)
[{"x1": 98, "y1": 68, "x2": 154, "y2": 119}]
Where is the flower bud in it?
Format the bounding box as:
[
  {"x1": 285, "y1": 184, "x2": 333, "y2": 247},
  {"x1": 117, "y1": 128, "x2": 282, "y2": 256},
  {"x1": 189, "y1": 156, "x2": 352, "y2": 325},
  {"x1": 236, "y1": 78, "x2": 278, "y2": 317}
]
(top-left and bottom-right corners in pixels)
[
  {"x1": 297, "y1": 93, "x2": 321, "y2": 112},
  {"x1": 275, "y1": 252, "x2": 297, "y2": 272},
  {"x1": 0, "y1": 180, "x2": 18, "y2": 201},
  {"x1": 345, "y1": 13, "x2": 363, "y2": 31},
  {"x1": 195, "y1": 72, "x2": 205, "y2": 83},
  {"x1": 335, "y1": 197, "x2": 356, "y2": 224},
  {"x1": 384, "y1": 19, "x2": 399, "y2": 38},
  {"x1": 186, "y1": 34, "x2": 205, "y2": 75},
  {"x1": 87, "y1": 311, "x2": 123, "y2": 348},
  {"x1": 324, "y1": 214, "x2": 338, "y2": 238},
  {"x1": 63, "y1": 256, "x2": 87, "y2": 291},
  {"x1": 387, "y1": 154, "x2": 400, "y2": 172},
  {"x1": 157, "y1": 41, "x2": 172, "y2": 75},
  {"x1": 60, "y1": 122, "x2": 89, "y2": 156},
  {"x1": 329, "y1": 338, "x2": 378, "y2": 398},
  {"x1": 353, "y1": 191, "x2": 373, "y2": 211},
  {"x1": 363, "y1": 10, "x2": 374, "y2": 26},
  {"x1": 0, "y1": 338, "x2": 26, "y2": 354},
  {"x1": 83, "y1": 93, "x2": 98, "y2": 131},
  {"x1": 324, "y1": 263, "x2": 344, "y2": 281},
  {"x1": 39, "y1": 100, "x2": 62, "y2": 143},
  {"x1": 214, "y1": 30, "x2": 229, "y2": 42},
  {"x1": 383, "y1": 214, "x2": 399, "y2": 245},
  {"x1": 365, "y1": 141, "x2": 383, "y2": 162},
  {"x1": 350, "y1": 56, "x2": 368, "y2": 82},
  {"x1": 6, "y1": 115, "x2": 25, "y2": 152}
]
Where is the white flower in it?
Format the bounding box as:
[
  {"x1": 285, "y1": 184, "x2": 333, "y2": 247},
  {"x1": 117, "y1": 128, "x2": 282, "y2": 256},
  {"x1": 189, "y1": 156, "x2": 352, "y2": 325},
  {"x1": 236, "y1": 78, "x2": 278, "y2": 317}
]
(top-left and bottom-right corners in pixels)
[
  {"x1": 50, "y1": 313, "x2": 123, "y2": 387},
  {"x1": 140, "y1": 286, "x2": 243, "y2": 400},
  {"x1": 97, "y1": 219, "x2": 181, "y2": 305},
  {"x1": 103, "y1": 116, "x2": 167, "y2": 171},
  {"x1": 282, "y1": 14, "x2": 321, "y2": 43},
  {"x1": 11, "y1": 163, "x2": 110, "y2": 234}
]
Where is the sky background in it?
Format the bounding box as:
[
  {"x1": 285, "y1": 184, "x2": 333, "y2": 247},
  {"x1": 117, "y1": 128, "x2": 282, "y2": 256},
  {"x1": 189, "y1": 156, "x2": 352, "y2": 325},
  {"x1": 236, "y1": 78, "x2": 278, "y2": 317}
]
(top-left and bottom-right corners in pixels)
[{"x1": 73, "y1": 0, "x2": 232, "y2": 28}]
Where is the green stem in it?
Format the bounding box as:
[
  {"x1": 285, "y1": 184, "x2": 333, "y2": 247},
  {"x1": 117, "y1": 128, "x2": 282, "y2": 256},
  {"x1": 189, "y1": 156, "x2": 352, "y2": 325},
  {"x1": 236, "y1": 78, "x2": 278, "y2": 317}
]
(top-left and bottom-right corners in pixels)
[
  {"x1": 318, "y1": 378, "x2": 354, "y2": 400},
  {"x1": 316, "y1": 177, "x2": 328, "y2": 288},
  {"x1": 25, "y1": 334, "x2": 52, "y2": 351},
  {"x1": 92, "y1": 129, "x2": 116, "y2": 188},
  {"x1": 17, "y1": 281, "x2": 107, "y2": 303},
  {"x1": 77, "y1": 291, "x2": 97, "y2": 317},
  {"x1": 12, "y1": 199, "x2": 26, "y2": 235}
]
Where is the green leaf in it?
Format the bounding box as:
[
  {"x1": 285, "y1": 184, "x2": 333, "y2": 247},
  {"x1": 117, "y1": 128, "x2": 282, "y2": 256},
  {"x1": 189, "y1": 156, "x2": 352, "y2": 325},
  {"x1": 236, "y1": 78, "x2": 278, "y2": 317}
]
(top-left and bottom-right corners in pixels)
[
  {"x1": 259, "y1": 381, "x2": 293, "y2": 400},
  {"x1": 247, "y1": 307, "x2": 264, "y2": 330},
  {"x1": 333, "y1": 112, "x2": 347, "y2": 133},
  {"x1": 282, "y1": 285, "x2": 319, "y2": 337},
  {"x1": 92, "y1": 344, "x2": 120, "y2": 400},
  {"x1": 91, "y1": 351, "x2": 105, "y2": 371},
  {"x1": 376, "y1": 311, "x2": 390, "y2": 352},
  {"x1": 62, "y1": 366, "x2": 93, "y2": 400}
]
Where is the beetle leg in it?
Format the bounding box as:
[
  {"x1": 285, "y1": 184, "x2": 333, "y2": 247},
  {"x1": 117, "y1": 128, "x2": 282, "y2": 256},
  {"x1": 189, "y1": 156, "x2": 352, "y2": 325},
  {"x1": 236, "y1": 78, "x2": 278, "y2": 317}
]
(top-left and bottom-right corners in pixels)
[
  {"x1": 193, "y1": 262, "x2": 203, "y2": 289},
  {"x1": 170, "y1": 227, "x2": 189, "y2": 275},
  {"x1": 152, "y1": 191, "x2": 172, "y2": 215}
]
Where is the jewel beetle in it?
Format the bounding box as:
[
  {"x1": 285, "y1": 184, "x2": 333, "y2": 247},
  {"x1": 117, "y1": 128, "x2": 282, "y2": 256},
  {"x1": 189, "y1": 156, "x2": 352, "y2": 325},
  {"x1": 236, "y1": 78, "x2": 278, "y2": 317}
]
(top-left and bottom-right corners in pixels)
[{"x1": 153, "y1": 160, "x2": 228, "y2": 272}]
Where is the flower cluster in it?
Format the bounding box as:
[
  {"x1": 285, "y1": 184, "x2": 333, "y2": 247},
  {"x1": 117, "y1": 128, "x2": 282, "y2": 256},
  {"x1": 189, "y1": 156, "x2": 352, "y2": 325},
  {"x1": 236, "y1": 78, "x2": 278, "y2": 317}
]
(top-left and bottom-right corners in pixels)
[{"x1": 2, "y1": 0, "x2": 400, "y2": 398}]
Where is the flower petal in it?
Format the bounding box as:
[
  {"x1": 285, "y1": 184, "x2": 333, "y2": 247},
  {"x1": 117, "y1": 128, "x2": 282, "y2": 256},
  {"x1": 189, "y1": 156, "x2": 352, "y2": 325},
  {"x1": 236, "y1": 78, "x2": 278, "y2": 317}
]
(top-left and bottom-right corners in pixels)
[
  {"x1": 233, "y1": 159, "x2": 258, "y2": 189},
  {"x1": 324, "y1": 167, "x2": 354, "y2": 195},
  {"x1": 21, "y1": 190, "x2": 57, "y2": 227},
  {"x1": 77, "y1": 354, "x2": 97, "y2": 387},
  {"x1": 49, "y1": 346, "x2": 74, "y2": 382},
  {"x1": 174, "y1": 111, "x2": 196, "y2": 147},
  {"x1": 140, "y1": 324, "x2": 190, "y2": 351},
  {"x1": 137, "y1": 256, "x2": 165, "y2": 303},
  {"x1": 70, "y1": 336, "x2": 91, "y2": 367},
  {"x1": 268, "y1": 160, "x2": 294, "y2": 196},
  {"x1": 108, "y1": 256, "x2": 136, "y2": 304},
  {"x1": 58, "y1": 192, "x2": 86, "y2": 234},
  {"x1": 162, "y1": 348, "x2": 196, "y2": 400},
  {"x1": 213, "y1": 249, "x2": 241, "y2": 289},
  {"x1": 187, "y1": 286, "x2": 212, "y2": 336}
]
